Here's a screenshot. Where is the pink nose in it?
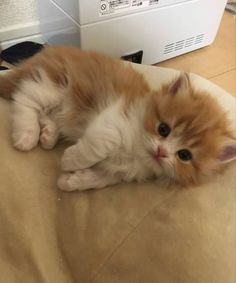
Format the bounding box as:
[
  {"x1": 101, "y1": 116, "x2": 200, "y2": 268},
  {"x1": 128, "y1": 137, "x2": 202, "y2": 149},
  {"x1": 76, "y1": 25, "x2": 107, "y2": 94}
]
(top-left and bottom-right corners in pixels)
[{"x1": 156, "y1": 146, "x2": 168, "y2": 159}]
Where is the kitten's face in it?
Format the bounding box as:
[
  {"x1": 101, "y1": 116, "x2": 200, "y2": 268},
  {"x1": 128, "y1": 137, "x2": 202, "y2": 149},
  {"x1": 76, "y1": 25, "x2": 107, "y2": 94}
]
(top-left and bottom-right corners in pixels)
[{"x1": 142, "y1": 73, "x2": 236, "y2": 186}]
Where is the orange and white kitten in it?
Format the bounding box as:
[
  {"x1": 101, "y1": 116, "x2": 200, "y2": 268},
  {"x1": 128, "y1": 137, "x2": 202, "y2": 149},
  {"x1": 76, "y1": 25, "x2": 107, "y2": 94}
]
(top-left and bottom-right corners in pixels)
[{"x1": 0, "y1": 46, "x2": 235, "y2": 191}]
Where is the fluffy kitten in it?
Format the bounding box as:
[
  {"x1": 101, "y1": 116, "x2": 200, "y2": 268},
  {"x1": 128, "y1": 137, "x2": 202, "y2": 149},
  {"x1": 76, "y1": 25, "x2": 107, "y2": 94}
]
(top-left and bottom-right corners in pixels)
[{"x1": 0, "y1": 46, "x2": 235, "y2": 191}]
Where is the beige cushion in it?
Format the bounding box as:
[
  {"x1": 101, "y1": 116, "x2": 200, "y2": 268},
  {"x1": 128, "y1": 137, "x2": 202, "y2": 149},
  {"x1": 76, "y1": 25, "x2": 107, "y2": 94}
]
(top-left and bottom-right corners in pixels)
[{"x1": 0, "y1": 65, "x2": 235, "y2": 283}]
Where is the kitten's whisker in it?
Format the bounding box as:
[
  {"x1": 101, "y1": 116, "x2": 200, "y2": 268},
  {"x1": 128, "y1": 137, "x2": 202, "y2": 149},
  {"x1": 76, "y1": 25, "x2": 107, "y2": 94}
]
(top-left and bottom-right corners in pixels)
[{"x1": 169, "y1": 160, "x2": 177, "y2": 188}]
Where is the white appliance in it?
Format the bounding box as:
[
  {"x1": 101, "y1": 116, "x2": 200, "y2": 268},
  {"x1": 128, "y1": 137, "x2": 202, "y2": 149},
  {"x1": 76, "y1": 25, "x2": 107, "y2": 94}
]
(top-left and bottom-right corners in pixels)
[{"x1": 38, "y1": 0, "x2": 227, "y2": 64}]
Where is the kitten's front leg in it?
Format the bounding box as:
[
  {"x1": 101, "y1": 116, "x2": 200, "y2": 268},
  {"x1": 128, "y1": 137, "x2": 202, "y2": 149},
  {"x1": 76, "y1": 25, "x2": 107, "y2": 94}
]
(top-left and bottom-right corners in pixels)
[
  {"x1": 61, "y1": 124, "x2": 122, "y2": 171},
  {"x1": 58, "y1": 169, "x2": 120, "y2": 191},
  {"x1": 61, "y1": 139, "x2": 102, "y2": 171}
]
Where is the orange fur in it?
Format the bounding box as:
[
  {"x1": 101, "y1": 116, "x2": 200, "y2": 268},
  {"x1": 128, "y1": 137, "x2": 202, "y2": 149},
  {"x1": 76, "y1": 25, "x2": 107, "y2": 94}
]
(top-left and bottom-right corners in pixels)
[
  {"x1": 0, "y1": 46, "x2": 235, "y2": 188},
  {"x1": 0, "y1": 46, "x2": 149, "y2": 101},
  {"x1": 145, "y1": 77, "x2": 235, "y2": 186}
]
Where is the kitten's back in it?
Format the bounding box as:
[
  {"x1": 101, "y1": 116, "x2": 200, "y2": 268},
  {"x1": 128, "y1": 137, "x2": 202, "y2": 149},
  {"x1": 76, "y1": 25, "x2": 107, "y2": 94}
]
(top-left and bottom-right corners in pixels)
[{"x1": 0, "y1": 46, "x2": 150, "y2": 106}]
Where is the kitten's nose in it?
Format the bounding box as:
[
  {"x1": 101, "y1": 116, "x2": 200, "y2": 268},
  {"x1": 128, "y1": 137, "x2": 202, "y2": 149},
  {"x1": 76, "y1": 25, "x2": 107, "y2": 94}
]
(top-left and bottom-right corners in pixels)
[{"x1": 156, "y1": 146, "x2": 168, "y2": 159}]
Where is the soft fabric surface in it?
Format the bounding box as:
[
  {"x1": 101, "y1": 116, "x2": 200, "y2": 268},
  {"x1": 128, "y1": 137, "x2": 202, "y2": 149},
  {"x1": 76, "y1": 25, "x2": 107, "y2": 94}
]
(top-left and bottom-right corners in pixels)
[{"x1": 0, "y1": 64, "x2": 235, "y2": 283}]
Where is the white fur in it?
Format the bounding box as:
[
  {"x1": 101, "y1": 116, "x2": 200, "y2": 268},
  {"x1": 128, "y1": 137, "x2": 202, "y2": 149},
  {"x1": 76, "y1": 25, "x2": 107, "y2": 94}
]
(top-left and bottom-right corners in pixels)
[
  {"x1": 39, "y1": 116, "x2": 59, "y2": 150},
  {"x1": 12, "y1": 70, "x2": 63, "y2": 151},
  {"x1": 8, "y1": 66, "x2": 236, "y2": 191},
  {"x1": 58, "y1": 169, "x2": 120, "y2": 191},
  {"x1": 11, "y1": 71, "x2": 175, "y2": 190},
  {"x1": 59, "y1": 98, "x2": 167, "y2": 191}
]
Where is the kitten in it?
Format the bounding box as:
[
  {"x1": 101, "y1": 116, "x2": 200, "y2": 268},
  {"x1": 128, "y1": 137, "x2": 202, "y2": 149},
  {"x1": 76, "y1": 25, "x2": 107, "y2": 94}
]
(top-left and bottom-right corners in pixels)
[{"x1": 0, "y1": 46, "x2": 235, "y2": 191}]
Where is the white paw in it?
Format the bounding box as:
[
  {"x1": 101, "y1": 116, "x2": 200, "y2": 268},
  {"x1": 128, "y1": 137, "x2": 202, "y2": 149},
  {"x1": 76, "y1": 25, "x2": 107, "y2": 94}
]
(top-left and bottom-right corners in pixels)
[
  {"x1": 13, "y1": 130, "x2": 39, "y2": 151},
  {"x1": 57, "y1": 169, "x2": 99, "y2": 191},
  {"x1": 61, "y1": 145, "x2": 82, "y2": 171},
  {"x1": 40, "y1": 124, "x2": 58, "y2": 150},
  {"x1": 57, "y1": 173, "x2": 77, "y2": 192},
  {"x1": 58, "y1": 170, "x2": 88, "y2": 191}
]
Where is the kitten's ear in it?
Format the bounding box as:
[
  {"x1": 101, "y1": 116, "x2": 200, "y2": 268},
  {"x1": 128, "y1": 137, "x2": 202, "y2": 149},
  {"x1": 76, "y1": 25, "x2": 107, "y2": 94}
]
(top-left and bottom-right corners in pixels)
[
  {"x1": 218, "y1": 139, "x2": 236, "y2": 164},
  {"x1": 169, "y1": 72, "x2": 190, "y2": 95}
]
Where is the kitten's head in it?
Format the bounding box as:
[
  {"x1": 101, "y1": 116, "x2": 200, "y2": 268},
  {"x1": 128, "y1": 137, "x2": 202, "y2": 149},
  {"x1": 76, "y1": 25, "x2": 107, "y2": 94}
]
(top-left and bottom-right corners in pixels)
[{"x1": 143, "y1": 73, "x2": 236, "y2": 186}]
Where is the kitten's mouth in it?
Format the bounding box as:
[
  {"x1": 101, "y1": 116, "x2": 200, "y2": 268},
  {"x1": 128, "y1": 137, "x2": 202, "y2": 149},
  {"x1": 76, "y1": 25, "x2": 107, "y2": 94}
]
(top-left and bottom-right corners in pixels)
[
  {"x1": 148, "y1": 146, "x2": 168, "y2": 165},
  {"x1": 148, "y1": 151, "x2": 163, "y2": 167},
  {"x1": 153, "y1": 155, "x2": 163, "y2": 165}
]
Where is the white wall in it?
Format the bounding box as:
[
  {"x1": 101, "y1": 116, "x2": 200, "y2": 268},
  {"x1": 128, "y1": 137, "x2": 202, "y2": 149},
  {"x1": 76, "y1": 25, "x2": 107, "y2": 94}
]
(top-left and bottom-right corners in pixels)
[{"x1": 0, "y1": 0, "x2": 43, "y2": 49}]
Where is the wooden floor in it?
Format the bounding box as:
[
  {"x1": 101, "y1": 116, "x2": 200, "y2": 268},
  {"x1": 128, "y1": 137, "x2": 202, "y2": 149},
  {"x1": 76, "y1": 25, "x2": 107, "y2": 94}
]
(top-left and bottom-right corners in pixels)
[{"x1": 156, "y1": 11, "x2": 236, "y2": 97}]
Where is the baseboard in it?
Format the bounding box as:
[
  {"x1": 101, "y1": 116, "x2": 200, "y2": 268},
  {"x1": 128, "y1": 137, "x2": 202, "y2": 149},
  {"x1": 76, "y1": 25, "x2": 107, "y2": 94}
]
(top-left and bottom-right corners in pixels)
[
  {"x1": 0, "y1": 21, "x2": 44, "y2": 50},
  {"x1": 1, "y1": 34, "x2": 44, "y2": 50}
]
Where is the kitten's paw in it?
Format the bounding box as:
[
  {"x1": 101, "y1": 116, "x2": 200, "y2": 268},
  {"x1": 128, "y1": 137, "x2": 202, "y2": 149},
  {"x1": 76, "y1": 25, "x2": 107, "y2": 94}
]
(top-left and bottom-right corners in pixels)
[
  {"x1": 61, "y1": 145, "x2": 82, "y2": 171},
  {"x1": 57, "y1": 173, "x2": 76, "y2": 192},
  {"x1": 40, "y1": 123, "x2": 58, "y2": 150},
  {"x1": 58, "y1": 169, "x2": 97, "y2": 191},
  {"x1": 13, "y1": 131, "x2": 39, "y2": 151}
]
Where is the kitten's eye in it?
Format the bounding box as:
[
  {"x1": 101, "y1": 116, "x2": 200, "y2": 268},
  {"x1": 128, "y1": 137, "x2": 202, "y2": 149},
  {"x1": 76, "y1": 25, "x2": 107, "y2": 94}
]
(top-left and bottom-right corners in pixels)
[
  {"x1": 177, "y1": 149, "x2": 192, "y2": 161},
  {"x1": 158, "y1": 122, "x2": 171, "y2": 137}
]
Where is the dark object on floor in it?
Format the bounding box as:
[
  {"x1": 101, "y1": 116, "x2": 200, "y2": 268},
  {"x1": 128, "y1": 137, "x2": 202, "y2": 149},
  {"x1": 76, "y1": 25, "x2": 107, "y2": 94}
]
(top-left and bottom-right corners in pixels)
[
  {"x1": 0, "y1": 41, "x2": 44, "y2": 65},
  {"x1": 121, "y1": 50, "x2": 143, "y2": 64},
  {"x1": 0, "y1": 66, "x2": 9, "y2": 71}
]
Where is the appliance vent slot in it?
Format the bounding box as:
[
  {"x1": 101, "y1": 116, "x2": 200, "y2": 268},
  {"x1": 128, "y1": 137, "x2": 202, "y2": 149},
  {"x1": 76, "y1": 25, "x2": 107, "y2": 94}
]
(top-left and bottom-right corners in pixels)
[
  {"x1": 163, "y1": 34, "x2": 205, "y2": 56},
  {"x1": 185, "y1": 37, "x2": 195, "y2": 47},
  {"x1": 164, "y1": 43, "x2": 175, "y2": 54},
  {"x1": 175, "y1": 40, "x2": 184, "y2": 51},
  {"x1": 195, "y1": 34, "x2": 204, "y2": 44}
]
